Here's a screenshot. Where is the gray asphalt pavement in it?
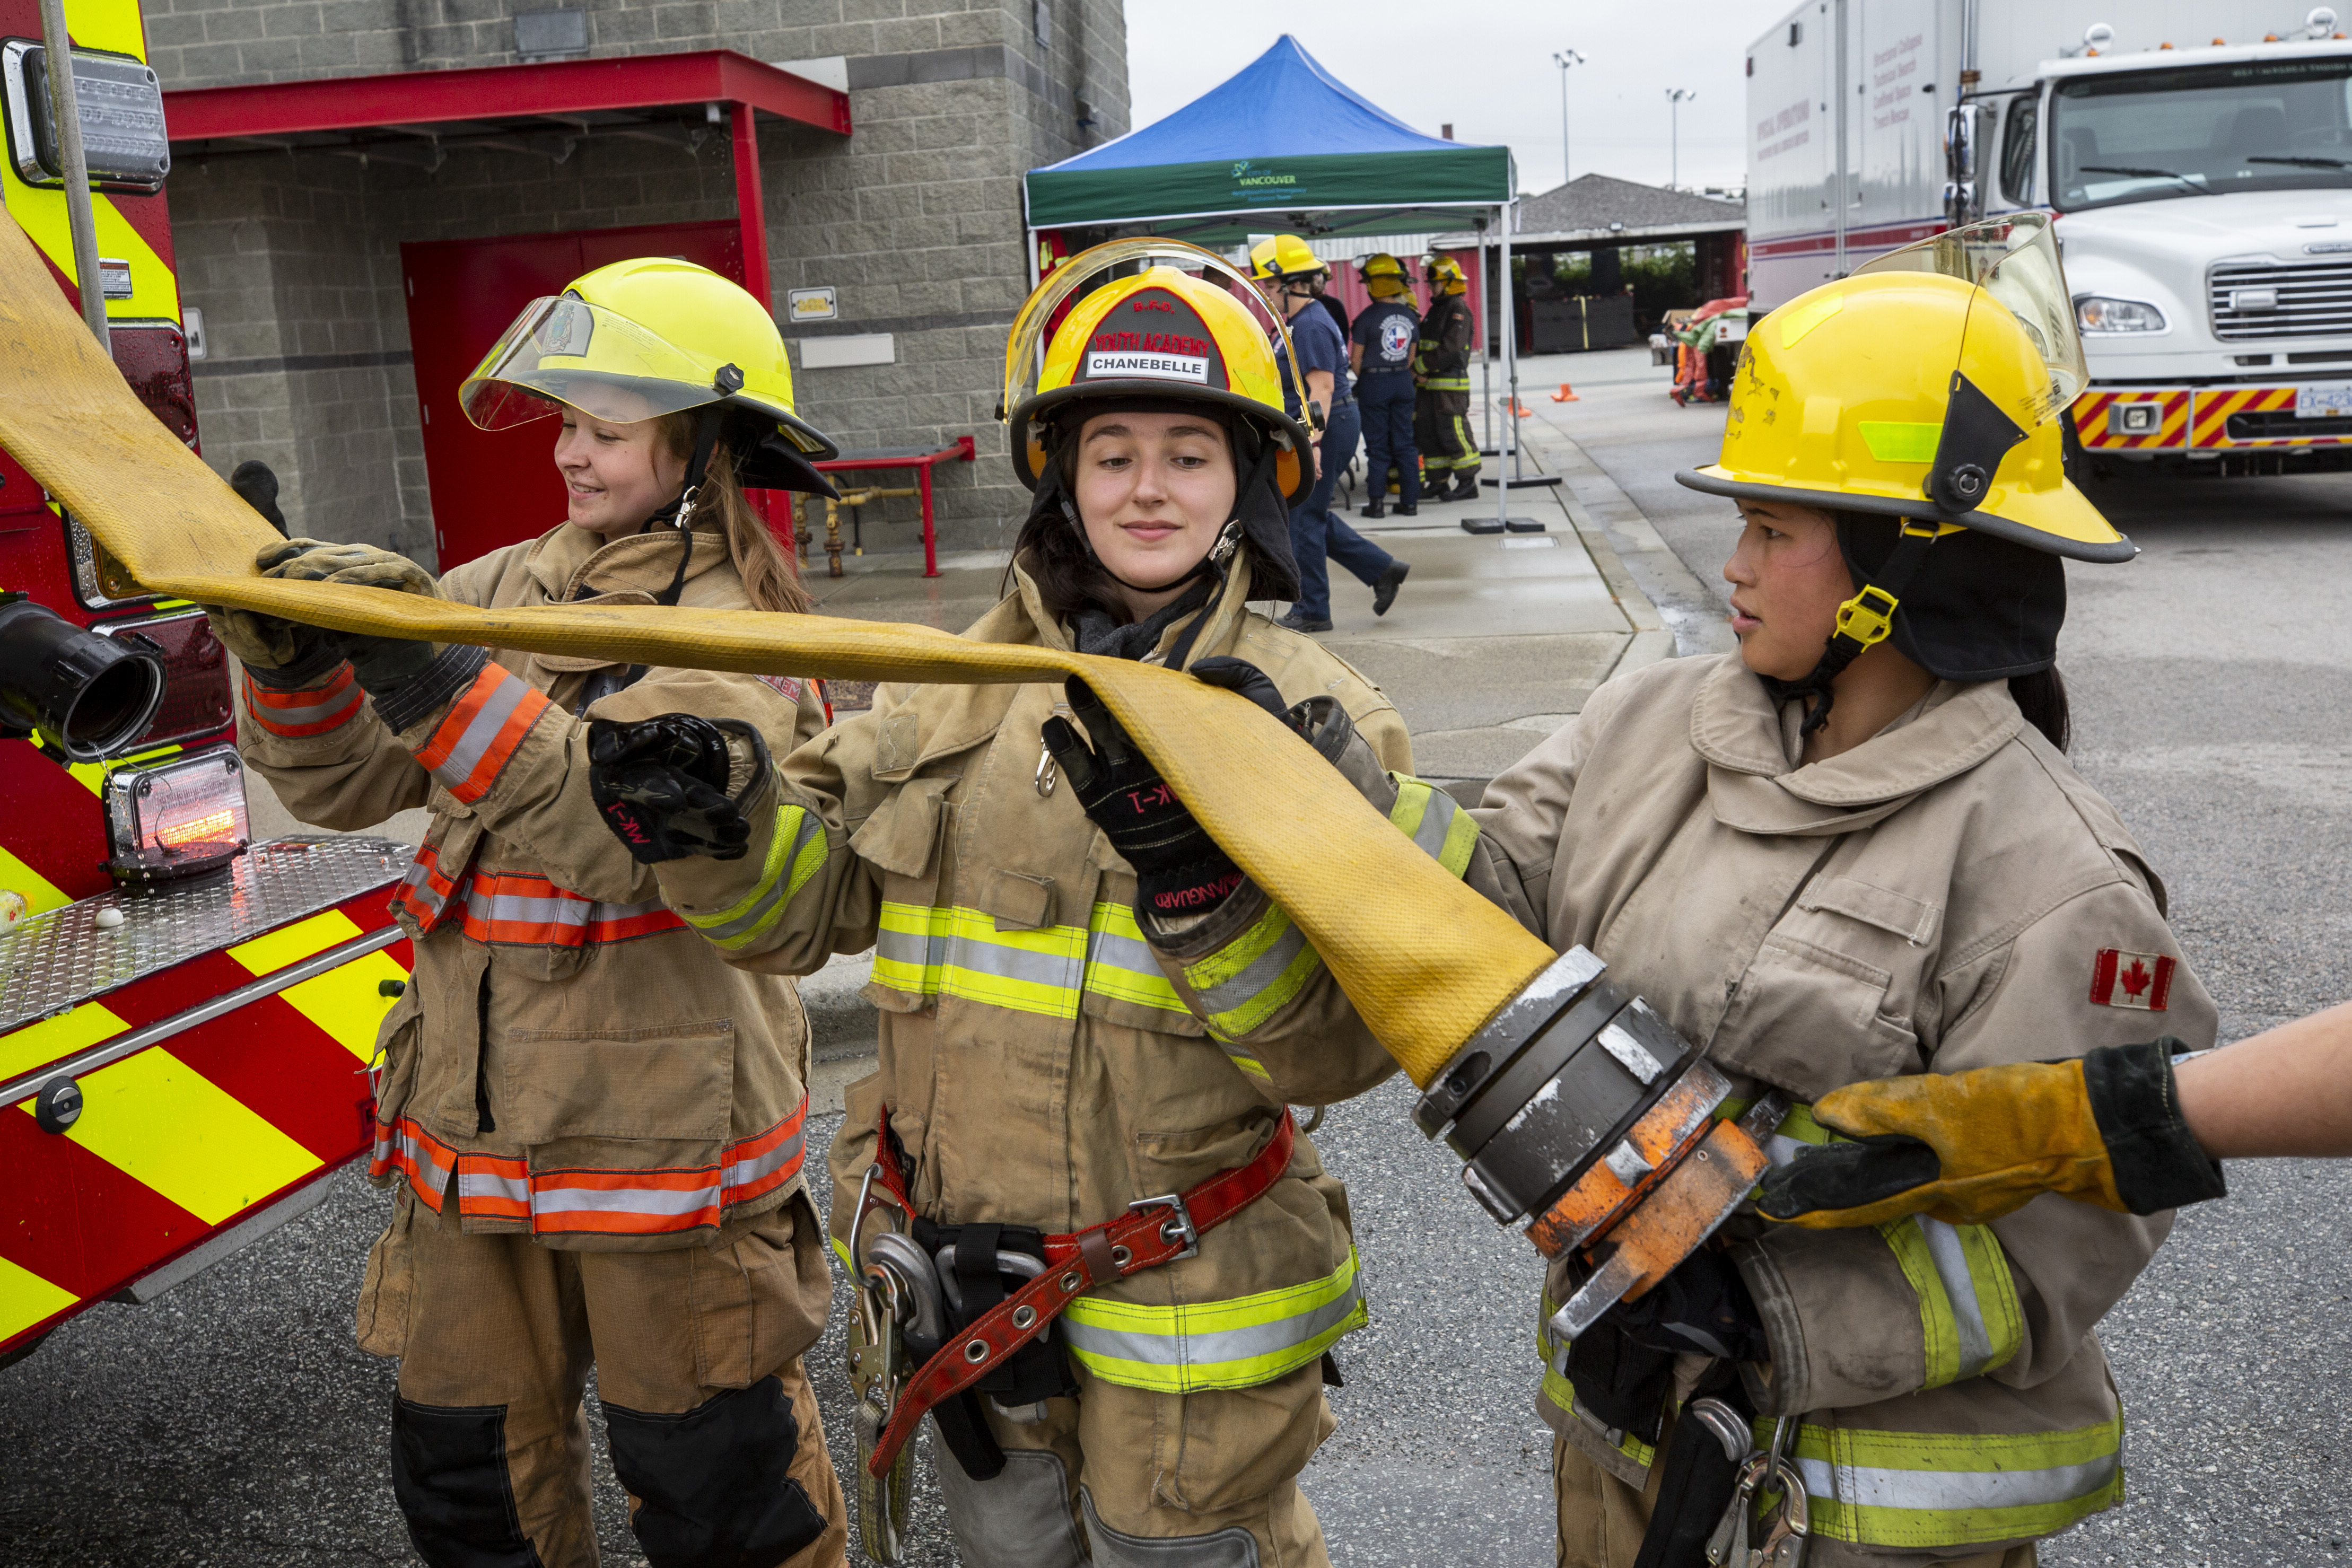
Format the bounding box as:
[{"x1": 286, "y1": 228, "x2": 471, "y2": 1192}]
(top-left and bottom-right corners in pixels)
[{"x1": 10, "y1": 351, "x2": 2352, "y2": 1564}]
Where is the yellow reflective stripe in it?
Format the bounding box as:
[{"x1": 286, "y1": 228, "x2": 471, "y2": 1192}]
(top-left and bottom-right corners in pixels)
[
  {"x1": 0, "y1": 1254, "x2": 77, "y2": 1344},
  {"x1": 19, "y1": 1047, "x2": 321, "y2": 1224},
  {"x1": 1793, "y1": 1415, "x2": 2124, "y2": 1547},
  {"x1": 0, "y1": 1001, "x2": 128, "y2": 1087},
  {"x1": 1388, "y1": 774, "x2": 1478, "y2": 878},
  {"x1": 229, "y1": 908, "x2": 362, "y2": 973},
  {"x1": 832, "y1": 1236, "x2": 853, "y2": 1271},
  {"x1": 0, "y1": 844, "x2": 71, "y2": 919},
  {"x1": 1063, "y1": 1248, "x2": 1366, "y2": 1393},
  {"x1": 1082, "y1": 901, "x2": 1187, "y2": 1012},
  {"x1": 229, "y1": 908, "x2": 407, "y2": 1061},
  {"x1": 872, "y1": 901, "x2": 1187, "y2": 1021},
  {"x1": 1183, "y1": 902, "x2": 1321, "y2": 1041},
  {"x1": 684, "y1": 796, "x2": 827, "y2": 952},
  {"x1": 275, "y1": 950, "x2": 409, "y2": 1062},
  {"x1": 1878, "y1": 1214, "x2": 2022, "y2": 1389}
]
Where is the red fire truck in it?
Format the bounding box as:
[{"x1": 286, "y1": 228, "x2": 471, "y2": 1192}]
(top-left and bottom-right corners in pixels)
[{"x1": 0, "y1": 0, "x2": 409, "y2": 1368}]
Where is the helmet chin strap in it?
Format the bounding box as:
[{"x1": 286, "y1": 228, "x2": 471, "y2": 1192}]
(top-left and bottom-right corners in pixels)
[
  {"x1": 1765, "y1": 519, "x2": 1942, "y2": 736},
  {"x1": 638, "y1": 403, "x2": 729, "y2": 608}
]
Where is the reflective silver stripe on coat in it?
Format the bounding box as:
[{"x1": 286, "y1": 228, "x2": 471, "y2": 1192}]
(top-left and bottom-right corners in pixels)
[
  {"x1": 1796, "y1": 1451, "x2": 2121, "y2": 1514},
  {"x1": 530, "y1": 1181, "x2": 722, "y2": 1218},
  {"x1": 1060, "y1": 1266, "x2": 1363, "y2": 1370},
  {"x1": 430, "y1": 670, "x2": 534, "y2": 790},
  {"x1": 459, "y1": 1166, "x2": 529, "y2": 1209},
  {"x1": 1188, "y1": 917, "x2": 1310, "y2": 1019},
  {"x1": 1916, "y1": 1216, "x2": 1996, "y2": 1379},
  {"x1": 695, "y1": 811, "x2": 826, "y2": 944},
  {"x1": 723, "y1": 1124, "x2": 806, "y2": 1194}
]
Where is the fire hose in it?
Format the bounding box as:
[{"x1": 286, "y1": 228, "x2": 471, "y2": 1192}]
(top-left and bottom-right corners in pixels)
[{"x1": 0, "y1": 205, "x2": 1778, "y2": 1391}]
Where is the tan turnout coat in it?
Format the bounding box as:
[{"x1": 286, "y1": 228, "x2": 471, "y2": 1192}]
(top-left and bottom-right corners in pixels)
[
  {"x1": 1465, "y1": 652, "x2": 2214, "y2": 1564},
  {"x1": 236, "y1": 520, "x2": 828, "y2": 1252},
  {"x1": 650, "y1": 558, "x2": 1423, "y2": 1392}
]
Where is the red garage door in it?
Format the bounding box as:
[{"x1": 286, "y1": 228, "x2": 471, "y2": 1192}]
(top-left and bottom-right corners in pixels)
[{"x1": 401, "y1": 221, "x2": 743, "y2": 570}]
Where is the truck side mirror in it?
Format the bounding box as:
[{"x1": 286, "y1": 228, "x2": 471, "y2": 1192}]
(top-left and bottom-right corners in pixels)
[{"x1": 1943, "y1": 104, "x2": 1992, "y2": 227}]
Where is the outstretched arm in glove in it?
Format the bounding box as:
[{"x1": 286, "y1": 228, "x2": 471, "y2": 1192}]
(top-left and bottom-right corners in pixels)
[{"x1": 1760, "y1": 1004, "x2": 2352, "y2": 1229}]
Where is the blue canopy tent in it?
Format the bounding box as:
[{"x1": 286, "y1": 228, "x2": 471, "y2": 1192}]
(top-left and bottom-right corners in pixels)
[
  {"x1": 1023, "y1": 37, "x2": 1541, "y2": 532},
  {"x1": 1024, "y1": 36, "x2": 1514, "y2": 245}
]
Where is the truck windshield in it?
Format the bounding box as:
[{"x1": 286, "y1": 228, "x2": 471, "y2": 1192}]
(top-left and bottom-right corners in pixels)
[{"x1": 2051, "y1": 55, "x2": 2352, "y2": 211}]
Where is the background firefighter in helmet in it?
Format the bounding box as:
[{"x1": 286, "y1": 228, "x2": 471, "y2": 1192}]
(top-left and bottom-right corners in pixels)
[
  {"x1": 1349, "y1": 253, "x2": 1421, "y2": 520},
  {"x1": 1400, "y1": 218, "x2": 2212, "y2": 1566},
  {"x1": 1413, "y1": 253, "x2": 1480, "y2": 503},
  {"x1": 582, "y1": 243, "x2": 1482, "y2": 1567},
  {"x1": 1249, "y1": 234, "x2": 1407, "y2": 634},
  {"x1": 206, "y1": 259, "x2": 850, "y2": 1568}
]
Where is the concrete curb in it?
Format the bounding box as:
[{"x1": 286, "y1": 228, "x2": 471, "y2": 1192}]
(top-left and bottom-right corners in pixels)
[{"x1": 1515, "y1": 418, "x2": 1735, "y2": 661}]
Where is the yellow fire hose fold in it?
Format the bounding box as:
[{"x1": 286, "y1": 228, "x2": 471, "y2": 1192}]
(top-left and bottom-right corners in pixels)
[{"x1": 0, "y1": 210, "x2": 1552, "y2": 1088}]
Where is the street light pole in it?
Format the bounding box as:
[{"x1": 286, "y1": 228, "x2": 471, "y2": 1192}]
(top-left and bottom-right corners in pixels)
[
  {"x1": 1665, "y1": 87, "x2": 1697, "y2": 190},
  {"x1": 1552, "y1": 49, "x2": 1585, "y2": 188}
]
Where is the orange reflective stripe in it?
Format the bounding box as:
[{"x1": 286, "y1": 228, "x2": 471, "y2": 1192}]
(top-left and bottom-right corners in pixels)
[
  {"x1": 456, "y1": 869, "x2": 687, "y2": 947},
  {"x1": 371, "y1": 1115, "x2": 458, "y2": 1208},
  {"x1": 243, "y1": 664, "x2": 362, "y2": 737},
  {"x1": 379, "y1": 1103, "x2": 809, "y2": 1234},
  {"x1": 391, "y1": 840, "x2": 461, "y2": 927},
  {"x1": 416, "y1": 663, "x2": 550, "y2": 804}
]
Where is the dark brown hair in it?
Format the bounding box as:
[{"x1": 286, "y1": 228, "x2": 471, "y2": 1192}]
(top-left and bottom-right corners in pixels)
[{"x1": 2008, "y1": 667, "x2": 2070, "y2": 752}]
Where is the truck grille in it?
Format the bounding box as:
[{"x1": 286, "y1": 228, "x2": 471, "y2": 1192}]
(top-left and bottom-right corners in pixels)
[{"x1": 2210, "y1": 259, "x2": 2352, "y2": 340}]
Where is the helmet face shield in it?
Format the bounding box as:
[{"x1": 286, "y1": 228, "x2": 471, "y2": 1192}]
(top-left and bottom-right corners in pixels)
[
  {"x1": 461, "y1": 295, "x2": 727, "y2": 431},
  {"x1": 1853, "y1": 213, "x2": 2087, "y2": 418}
]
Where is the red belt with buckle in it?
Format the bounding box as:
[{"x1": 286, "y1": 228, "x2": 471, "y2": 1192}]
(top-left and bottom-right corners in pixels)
[{"x1": 858, "y1": 1106, "x2": 1295, "y2": 1476}]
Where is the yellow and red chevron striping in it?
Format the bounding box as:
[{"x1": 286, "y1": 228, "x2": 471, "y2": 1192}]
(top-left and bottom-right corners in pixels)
[
  {"x1": 0, "y1": 891, "x2": 409, "y2": 1353},
  {"x1": 2190, "y1": 386, "x2": 2322, "y2": 447},
  {"x1": 2072, "y1": 390, "x2": 2189, "y2": 450}
]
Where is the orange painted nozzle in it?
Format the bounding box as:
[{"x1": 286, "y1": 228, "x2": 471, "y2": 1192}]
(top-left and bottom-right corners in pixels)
[{"x1": 1550, "y1": 382, "x2": 1579, "y2": 402}]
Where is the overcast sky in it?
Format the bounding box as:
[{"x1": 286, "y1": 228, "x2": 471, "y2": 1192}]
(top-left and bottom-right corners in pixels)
[{"x1": 1120, "y1": 1, "x2": 1776, "y2": 196}]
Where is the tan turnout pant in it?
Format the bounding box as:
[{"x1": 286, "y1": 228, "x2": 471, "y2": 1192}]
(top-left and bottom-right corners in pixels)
[
  {"x1": 356, "y1": 1182, "x2": 847, "y2": 1568},
  {"x1": 935, "y1": 1354, "x2": 1337, "y2": 1568}
]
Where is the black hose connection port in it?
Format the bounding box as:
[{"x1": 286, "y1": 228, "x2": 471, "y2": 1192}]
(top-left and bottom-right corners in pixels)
[{"x1": 0, "y1": 593, "x2": 165, "y2": 762}]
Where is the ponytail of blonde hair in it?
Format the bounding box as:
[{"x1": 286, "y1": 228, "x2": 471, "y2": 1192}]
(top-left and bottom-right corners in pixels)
[{"x1": 660, "y1": 416, "x2": 814, "y2": 615}]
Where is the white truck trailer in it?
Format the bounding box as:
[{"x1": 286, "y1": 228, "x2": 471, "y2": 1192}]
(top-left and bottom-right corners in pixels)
[{"x1": 1747, "y1": 1, "x2": 2352, "y2": 472}]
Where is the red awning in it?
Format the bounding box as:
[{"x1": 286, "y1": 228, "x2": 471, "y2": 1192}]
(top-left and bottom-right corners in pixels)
[
  {"x1": 162, "y1": 51, "x2": 850, "y2": 303},
  {"x1": 163, "y1": 50, "x2": 847, "y2": 142}
]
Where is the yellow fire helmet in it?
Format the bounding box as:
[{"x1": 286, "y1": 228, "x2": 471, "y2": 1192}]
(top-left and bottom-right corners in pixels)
[
  {"x1": 1360, "y1": 252, "x2": 1410, "y2": 297},
  {"x1": 1247, "y1": 233, "x2": 1327, "y2": 284},
  {"x1": 1680, "y1": 213, "x2": 2126, "y2": 564},
  {"x1": 1002, "y1": 238, "x2": 1317, "y2": 505},
  {"x1": 1424, "y1": 253, "x2": 1467, "y2": 292},
  {"x1": 460, "y1": 257, "x2": 840, "y2": 492}
]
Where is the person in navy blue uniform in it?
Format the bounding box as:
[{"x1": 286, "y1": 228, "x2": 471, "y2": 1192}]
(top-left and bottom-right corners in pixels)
[
  {"x1": 1248, "y1": 234, "x2": 1408, "y2": 634},
  {"x1": 1349, "y1": 253, "x2": 1422, "y2": 520}
]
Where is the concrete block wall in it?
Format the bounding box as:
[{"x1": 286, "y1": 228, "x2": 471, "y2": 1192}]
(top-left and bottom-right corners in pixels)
[{"x1": 159, "y1": 0, "x2": 1130, "y2": 565}]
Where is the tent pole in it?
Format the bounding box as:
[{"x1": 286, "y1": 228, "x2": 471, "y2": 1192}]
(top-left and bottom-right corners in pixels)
[
  {"x1": 1496, "y1": 199, "x2": 1512, "y2": 531},
  {"x1": 1476, "y1": 222, "x2": 1492, "y2": 455}
]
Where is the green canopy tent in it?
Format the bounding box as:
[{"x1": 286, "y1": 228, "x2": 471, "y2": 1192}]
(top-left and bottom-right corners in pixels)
[{"x1": 1024, "y1": 37, "x2": 1543, "y2": 532}]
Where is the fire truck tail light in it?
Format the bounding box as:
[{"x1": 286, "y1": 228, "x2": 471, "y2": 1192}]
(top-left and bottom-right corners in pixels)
[{"x1": 104, "y1": 746, "x2": 250, "y2": 883}]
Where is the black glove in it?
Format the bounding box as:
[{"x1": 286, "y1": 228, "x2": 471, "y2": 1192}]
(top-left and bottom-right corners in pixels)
[
  {"x1": 1603, "y1": 1246, "x2": 1769, "y2": 1363},
  {"x1": 1041, "y1": 678, "x2": 1244, "y2": 918},
  {"x1": 588, "y1": 714, "x2": 769, "y2": 863},
  {"x1": 255, "y1": 537, "x2": 446, "y2": 700},
  {"x1": 1187, "y1": 656, "x2": 1293, "y2": 724}
]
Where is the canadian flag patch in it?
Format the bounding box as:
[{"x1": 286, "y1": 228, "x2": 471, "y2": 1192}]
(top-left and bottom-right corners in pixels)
[{"x1": 2089, "y1": 948, "x2": 2175, "y2": 1011}]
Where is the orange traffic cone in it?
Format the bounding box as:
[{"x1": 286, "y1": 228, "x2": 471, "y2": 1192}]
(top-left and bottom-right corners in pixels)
[
  {"x1": 1550, "y1": 382, "x2": 1579, "y2": 402},
  {"x1": 1499, "y1": 396, "x2": 1533, "y2": 416}
]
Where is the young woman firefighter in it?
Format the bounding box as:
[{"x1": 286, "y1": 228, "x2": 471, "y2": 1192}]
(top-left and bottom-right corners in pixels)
[
  {"x1": 580, "y1": 242, "x2": 1481, "y2": 1568},
  {"x1": 205, "y1": 258, "x2": 851, "y2": 1568},
  {"x1": 1447, "y1": 218, "x2": 2219, "y2": 1568}
]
